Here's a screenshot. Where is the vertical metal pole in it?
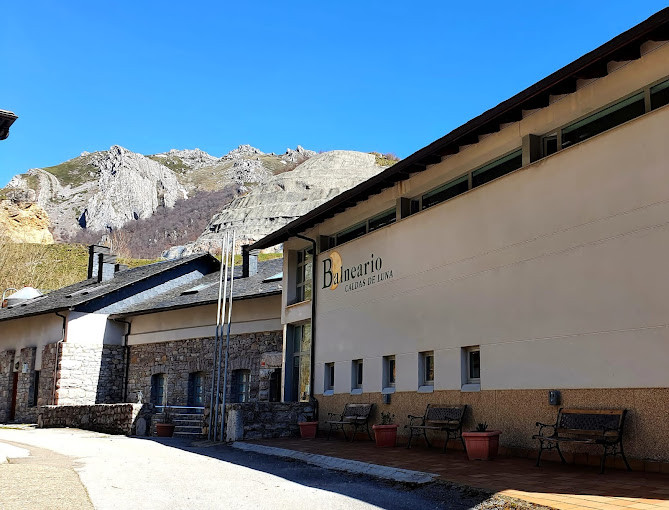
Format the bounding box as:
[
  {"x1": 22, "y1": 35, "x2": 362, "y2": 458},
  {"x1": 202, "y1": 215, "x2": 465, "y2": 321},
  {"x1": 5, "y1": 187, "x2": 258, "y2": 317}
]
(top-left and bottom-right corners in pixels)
[
  {"x1": 214, "y1": 232, "x2": 231, "y2": 441},
  {"x1": 208, "y1": 235, "x2": 226, "y2": 441},
  {"x1": 220, "y1": 230, "x2": 236, "y2": 441}
]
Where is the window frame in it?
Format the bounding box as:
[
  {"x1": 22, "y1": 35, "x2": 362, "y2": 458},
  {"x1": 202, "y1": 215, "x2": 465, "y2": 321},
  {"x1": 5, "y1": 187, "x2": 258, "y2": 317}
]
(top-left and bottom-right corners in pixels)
[
  {"x1": 295, "y1": 248, "x2": 313, "y2": 303},
  {"x1": 324, "y1": 362, "x2": 335, "y2": 393},
  {"x1": 466, "y1": 347, "x2": 481, "y2": 385},
  {"x1": 332, "y1": 208, "x2": 397, "y2": 247},
  {"x1": 351, "y1": 359, "x2": 363, "y2": 393},
  {"x1": 418, "y1": 351, "x2": 435, "y2": 392},
  {"x1": 382, "y1": 355, "x2": 396, "y2": 392},
  {"x1": 232, "y1": 369, "x2": 251, "y2": 403}
]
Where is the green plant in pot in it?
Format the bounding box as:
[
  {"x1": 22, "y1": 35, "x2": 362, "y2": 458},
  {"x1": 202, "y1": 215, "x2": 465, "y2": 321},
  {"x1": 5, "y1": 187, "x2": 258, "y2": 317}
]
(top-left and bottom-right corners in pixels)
[
  {"x1": 372, "y1": 411, "x2": 398, "y2": 448},
  {"x1": 298, "y1": 411, "x2": 318, "y2": 439},
  {"x1": 156, "y1": 406, "x2": 176, "y2": 438},
  {"x1": 462, "y1": 421, "x2": 501, "y2": 460}
]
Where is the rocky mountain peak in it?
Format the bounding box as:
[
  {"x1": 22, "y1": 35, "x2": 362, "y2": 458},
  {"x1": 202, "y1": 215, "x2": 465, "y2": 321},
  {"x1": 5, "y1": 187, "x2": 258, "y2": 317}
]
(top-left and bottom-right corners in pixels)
[{"x1": 223, "y1": 144, "x2": 265, "y2": 159}]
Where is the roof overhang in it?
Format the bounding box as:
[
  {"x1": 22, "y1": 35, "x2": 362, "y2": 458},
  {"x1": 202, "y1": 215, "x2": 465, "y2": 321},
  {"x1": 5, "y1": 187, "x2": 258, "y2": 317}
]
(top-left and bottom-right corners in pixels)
[
  {"x1": 0, "y1": 110, "x2": 18, "y2": 140},
  {"x1": 250, "y1": 7, "x2": 669, "y2": 251}
]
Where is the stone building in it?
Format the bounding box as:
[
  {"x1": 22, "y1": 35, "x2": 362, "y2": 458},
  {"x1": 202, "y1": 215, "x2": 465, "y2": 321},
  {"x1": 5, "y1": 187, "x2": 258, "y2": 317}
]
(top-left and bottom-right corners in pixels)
[{"x1": 250, "y1": 9, "x2": 669, "y2": 464}]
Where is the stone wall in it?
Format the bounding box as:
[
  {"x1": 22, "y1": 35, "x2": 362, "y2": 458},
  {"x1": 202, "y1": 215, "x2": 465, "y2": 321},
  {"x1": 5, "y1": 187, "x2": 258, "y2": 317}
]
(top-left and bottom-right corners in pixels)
[
  {"x1": 0, "y1": 349, "x2": 15, "y2": 422},
  {"x1": 38, "y1": 342, "x2": 59, "y2": 407},
  {"x1": 222, "y1": 401, "x2": 315, "y2": 441},
  {"x1": 126, "y1": 331, "x2": 282, "y2": 408},
  {"x1": 38, "y1": 403, "x2": 154, "y2": 435},
  {"x1": 56, "y1": 343, "x2": 124, "y2": 405},
  {"x1": 13, "y1": 347, "x2": 37, "y2": 422}
]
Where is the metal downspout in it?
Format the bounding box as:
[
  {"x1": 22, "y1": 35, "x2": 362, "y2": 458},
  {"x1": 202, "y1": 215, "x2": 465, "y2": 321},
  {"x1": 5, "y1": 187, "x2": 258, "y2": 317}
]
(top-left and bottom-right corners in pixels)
[
  {"x1": 52, "y1": 311, "x2": 67, "y2": 405},
  {"x1": 113, "y1": 319, "x2": 131, "y2": 402},
  {"x1": 295, "y1": 234, "x2": 317, "y2": 410},
  {"x1": 220, "y1": 231, "x2": 236, "y2": 441}
]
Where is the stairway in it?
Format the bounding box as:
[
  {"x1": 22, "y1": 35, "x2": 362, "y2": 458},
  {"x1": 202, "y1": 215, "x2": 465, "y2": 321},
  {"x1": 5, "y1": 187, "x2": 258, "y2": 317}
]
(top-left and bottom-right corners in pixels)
[{"x1": 153, "y1": 409, "x2": 205, "y2": 438}]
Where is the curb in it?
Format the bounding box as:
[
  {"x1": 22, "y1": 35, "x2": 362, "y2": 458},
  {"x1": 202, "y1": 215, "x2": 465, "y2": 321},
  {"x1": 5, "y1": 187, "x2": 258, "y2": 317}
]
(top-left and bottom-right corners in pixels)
[{"x1": 232, "y1": 442, "x2": 437, "y2": 484}]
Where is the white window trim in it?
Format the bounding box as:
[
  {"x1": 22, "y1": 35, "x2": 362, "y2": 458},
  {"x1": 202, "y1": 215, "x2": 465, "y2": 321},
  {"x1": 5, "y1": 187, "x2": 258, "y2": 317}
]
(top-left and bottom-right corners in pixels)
[{"x1": 419, "y1": 351, "x2": 435, "y2": 389}]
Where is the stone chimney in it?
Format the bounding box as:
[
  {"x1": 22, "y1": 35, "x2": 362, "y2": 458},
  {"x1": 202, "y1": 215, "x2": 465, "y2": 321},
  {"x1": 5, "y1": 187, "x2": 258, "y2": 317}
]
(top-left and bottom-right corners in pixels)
[
  {"x1": 242, "y1": 245, "x2": 259, "y2": 277},
  {"x1": 88, "y1": 245, "x2": 118, "y2": 282}
]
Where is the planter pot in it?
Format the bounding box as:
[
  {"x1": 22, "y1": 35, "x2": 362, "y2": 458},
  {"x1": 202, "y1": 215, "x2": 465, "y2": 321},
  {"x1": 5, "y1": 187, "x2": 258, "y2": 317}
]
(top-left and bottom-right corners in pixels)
[
  {"x1": 298, "y1": 421, "x2": 318, "y2": 439},
  {"x1": 156, "y1": 423, "x2": 175, "y2": 438},
  {"x1": 372, "y1": 424, "x2": 399, "y2": 447},
  {"x1": 462, "y1": 430, "x2": 501, "y2": 460}
]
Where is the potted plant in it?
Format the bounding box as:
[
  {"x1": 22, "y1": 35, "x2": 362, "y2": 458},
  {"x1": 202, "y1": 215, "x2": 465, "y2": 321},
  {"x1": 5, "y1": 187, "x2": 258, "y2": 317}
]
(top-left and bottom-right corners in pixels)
[
  {"x1": 298, "y1": 412, "x2": 318, "y2": 439},
  {"x1": 372, "y1": 412, "x2": 399, "y2": 448},
  {"x1": 462, "y1": 422, "x2": 501, "y2": 460},
  {"x1": 156, "y1": 406, "x2": 176, "y2": 437}
]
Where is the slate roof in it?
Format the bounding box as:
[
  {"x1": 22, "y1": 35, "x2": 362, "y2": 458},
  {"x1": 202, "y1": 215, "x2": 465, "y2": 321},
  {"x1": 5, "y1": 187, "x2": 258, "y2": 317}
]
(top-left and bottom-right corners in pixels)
[
  {"x1": 111, "y1": 257, "x2": 283, "y2": 318},
  {"x1": 0, "y1": 253, "x2": 220, "y2": 322}
]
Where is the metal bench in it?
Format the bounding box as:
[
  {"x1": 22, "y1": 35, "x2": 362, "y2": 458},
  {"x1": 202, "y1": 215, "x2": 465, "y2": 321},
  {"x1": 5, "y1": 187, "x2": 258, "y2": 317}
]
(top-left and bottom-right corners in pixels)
[
  {"x1": 533, "y1": 408, "x2": 631, "y2": 474},
  {"x1": 406, "y1": 404, "x2": 467, "y2": 452},
  {"x1": 326, "y1": 403, "x2": 374, "y2": 441}
]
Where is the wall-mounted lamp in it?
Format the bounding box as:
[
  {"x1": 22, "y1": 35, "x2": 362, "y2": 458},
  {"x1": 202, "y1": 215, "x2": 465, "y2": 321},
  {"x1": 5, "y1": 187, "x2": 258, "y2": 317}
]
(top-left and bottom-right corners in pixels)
[{"x1": 548, "y1": 390, "x2": 561, "y2": 406}]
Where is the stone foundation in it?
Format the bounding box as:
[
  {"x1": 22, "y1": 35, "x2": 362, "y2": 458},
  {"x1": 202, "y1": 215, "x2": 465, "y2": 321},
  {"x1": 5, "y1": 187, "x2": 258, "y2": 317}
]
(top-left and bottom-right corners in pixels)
[
  {"x1": 221, "y1": 401, "x2": 315, "y2": 441},
  {"x1": 318, "y1": 388, "x2": 669, "y2": 464},
  {"x1": 38, "y1": 403, "x2": 154, "y2": 435},
  {"x1": 0, "y1": 349, "x2": 15, "y2": 422}
]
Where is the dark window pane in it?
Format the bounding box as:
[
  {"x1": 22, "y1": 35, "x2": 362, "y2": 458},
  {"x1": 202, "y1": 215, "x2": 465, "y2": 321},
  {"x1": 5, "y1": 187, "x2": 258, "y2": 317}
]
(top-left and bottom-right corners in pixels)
[
  {"x1": 562, "y1": 93, "x2": 645, "y2": 149},
  {"x1": 368, "y1": 209, "x2": 396, "y2": 232},
  {"x1": 424, "y1": 354, "x2": 434, "y2": 383},
  {"x1": 389, "y1": 359, "x2": 395, "y2": 384},
  {"x1": 543, "y1": 135, "x2": 558, "y2": 157},
  {"x1": 422, "y1": 175, "x2": 469, "y2": 210},
  {"x1": 651, "y1": 80, "x2": 669, "y2": 110},
  {"x1": 410, "y1": 199, "x2": 420, "y2": 215},
  {"x1": 469, "y1": 351, "x2": 481, "y2": 380},
  {"x1": 472, "y1": 150, "x2": 523, "y2": 188},
  {"x1": 336, "y1": 223, "x2": 367, "y2": 245}
]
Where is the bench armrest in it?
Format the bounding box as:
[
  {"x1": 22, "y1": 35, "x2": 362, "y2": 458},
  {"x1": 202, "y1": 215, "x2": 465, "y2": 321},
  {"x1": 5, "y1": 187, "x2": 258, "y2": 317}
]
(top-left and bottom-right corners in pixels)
[
  {"x1": 535, "y1": 421, "x2": 556, "y2": 437},
  {"x1": 407, "y1": 415, "x2": 424, "y2": 426},
  {"x1": 327, "y1": 412, "x2": 342, "y2": 420}
]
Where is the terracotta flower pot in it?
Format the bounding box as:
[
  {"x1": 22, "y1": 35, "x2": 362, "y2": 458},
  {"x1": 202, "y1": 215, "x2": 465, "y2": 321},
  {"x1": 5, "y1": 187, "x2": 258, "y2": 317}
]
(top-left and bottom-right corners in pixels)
[
  {"x1": 462, "y1": 430, "x2": 501, "y2": 460},
  {"x1": 156, "y1": 423, "x2": 175, "y2": 438},
  {"x1": 298, "y1": 421, "x2": 318, "y2": 439},
  {"x1": 372, "y1": 424, "x2": 399, "y2": 447}
]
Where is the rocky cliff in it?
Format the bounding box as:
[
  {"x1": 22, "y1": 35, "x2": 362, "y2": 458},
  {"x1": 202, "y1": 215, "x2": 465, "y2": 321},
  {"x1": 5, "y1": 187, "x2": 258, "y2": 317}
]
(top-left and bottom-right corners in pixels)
[
  {"x1": 164, "y1": 151, "x2": 390, "y2": 257},
  {"x1": 0, "y1": 189, "x2": 53, "y2": 244}
]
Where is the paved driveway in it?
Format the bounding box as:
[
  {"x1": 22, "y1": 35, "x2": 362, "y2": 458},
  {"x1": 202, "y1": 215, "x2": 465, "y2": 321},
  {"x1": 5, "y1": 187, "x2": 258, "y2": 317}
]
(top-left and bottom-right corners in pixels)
[{"x1": 0, "y1": 427, "x2": 525, "y2": 510}]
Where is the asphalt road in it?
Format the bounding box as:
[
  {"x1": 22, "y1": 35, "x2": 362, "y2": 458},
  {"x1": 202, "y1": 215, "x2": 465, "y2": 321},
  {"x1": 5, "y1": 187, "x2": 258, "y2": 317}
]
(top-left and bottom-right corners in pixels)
[{"x1": 0, "y1": 427, "x2": 524, "y2": 510}]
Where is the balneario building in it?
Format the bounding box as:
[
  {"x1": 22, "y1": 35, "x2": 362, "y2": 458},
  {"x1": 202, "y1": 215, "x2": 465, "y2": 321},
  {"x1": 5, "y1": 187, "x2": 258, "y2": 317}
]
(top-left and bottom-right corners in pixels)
[{"x1": 250, "y1": 9, "x2": 669, "y2": 464}]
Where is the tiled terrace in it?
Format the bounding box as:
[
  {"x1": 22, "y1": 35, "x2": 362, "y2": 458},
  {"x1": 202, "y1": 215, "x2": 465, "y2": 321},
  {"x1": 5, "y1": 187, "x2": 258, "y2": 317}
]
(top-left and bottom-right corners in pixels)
[{"x1": 253, "y1": 437, "x2": 669, "y2": 510}]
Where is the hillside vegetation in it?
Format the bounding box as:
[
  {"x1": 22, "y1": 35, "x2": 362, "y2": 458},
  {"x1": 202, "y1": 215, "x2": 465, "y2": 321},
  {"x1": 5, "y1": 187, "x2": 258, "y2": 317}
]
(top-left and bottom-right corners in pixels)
[{"x1": 0, "y1": 239, "x2": 158, "y2": 293}]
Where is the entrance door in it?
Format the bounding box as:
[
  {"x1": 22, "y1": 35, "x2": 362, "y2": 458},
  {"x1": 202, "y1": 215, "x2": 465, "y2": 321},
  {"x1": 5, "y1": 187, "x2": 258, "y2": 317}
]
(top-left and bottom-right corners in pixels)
[
  {"x1": 187, "y1": 372, "x2": 204, "y2": 408},
  {"x1": 9, "y1": 372, "x2": 18, "y2": 421}
]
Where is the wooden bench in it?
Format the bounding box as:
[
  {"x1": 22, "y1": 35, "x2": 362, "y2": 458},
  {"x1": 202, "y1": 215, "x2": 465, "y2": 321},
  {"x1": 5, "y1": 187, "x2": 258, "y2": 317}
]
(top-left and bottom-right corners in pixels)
[
  {"x1": 533, "y1": 408, "x2": 631, "y2": 473},
  {"x1": 326, "y1": 403, "x2": 374, "y2": 441},
  {"x1": 406, "y1": 404, "x2": 467, "y2": 452}
]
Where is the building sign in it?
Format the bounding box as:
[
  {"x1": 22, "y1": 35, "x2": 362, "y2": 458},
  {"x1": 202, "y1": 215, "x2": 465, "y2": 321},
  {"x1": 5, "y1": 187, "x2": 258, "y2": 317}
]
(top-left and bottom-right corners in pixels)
[{"x1": 322, "y1": 251, "x2": 393, "y2": 292}]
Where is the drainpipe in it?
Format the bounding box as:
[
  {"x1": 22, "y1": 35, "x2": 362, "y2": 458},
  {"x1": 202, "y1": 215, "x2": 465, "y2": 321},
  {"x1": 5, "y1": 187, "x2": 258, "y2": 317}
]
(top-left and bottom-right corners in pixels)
[
  {"x1": 52, "y1": 311, "x2": 67, "y2": 405},
  {"x1": 295, "y1": 234, "x2": 317, "y2": 413},
  {"x1": 114, "y1": 319, "x2": 131, "y2": 402}
]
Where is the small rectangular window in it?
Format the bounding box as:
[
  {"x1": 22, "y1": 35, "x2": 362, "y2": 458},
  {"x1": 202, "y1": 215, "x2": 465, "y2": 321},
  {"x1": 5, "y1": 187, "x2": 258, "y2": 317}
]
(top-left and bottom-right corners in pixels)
[
  {"x1": 351, "y1": 359, "x2": 363, "y2": 390},
  {"x1": 650, "y1": 79, "x2": 669, "y2": 111},
  {"x1": 471, "y1": 149, "x2": 523, "y2": 188},
  {"x1": 232, "y1": 369, "x2": 251, "y2": 403},
  {"x1": 368, "y1": 208, "x2": 396, "y2": 232},
  {"x1": 467, "y1": 348, "x2": 480, "y2": 384},
  {"x1": 336, "y1": 222, "x2": 367, "y2": 246},
  {"x1": 295, "y1": 249, "x2": 313, "y2": 302},
  {"x1": 419, "y1": 351, "x2": 434, "y2": 386},
  {"x1": 422, "y1": 175, "x2": 469, "y2": 210},
  {"x1": 542, "y1": 134, "x2": 558, "y2": 157},
  {"x1": 383, "y1": 355, "x2": 396, "y2": 390},
  {"x1": 324, "y1": 363, "x2": 334, "y2": 392},
  {"x1": 31, "y1": 370, "x2": 40, "y2": 407},
  {"x1": 561, "y1": 92, "x2": 645, "y2": 150}
]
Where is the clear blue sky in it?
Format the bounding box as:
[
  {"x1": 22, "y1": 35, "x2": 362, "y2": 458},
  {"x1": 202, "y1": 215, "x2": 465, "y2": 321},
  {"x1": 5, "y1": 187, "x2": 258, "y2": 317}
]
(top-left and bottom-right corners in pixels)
[{"x1": 1, "y1": 1, "x2": 666, "y2": 185}]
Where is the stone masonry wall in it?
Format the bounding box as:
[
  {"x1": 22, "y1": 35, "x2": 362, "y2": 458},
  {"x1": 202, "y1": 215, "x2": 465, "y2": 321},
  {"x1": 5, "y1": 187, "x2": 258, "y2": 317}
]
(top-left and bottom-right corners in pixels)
[
  {"x1": 13, "y1": 347, "x2": 37, "y2": 422},
  {"x1": 38, "y1": 342, "x2": 59, "y2": 407},
  {"x1": 126, "y1": 331, "x2": 282, "y2": 409},
  {"x1": 38, "y1": 403, "x2": 154, "y2": 435},
  {"x1": 0, "y1": 349, "x2": 15, "y2": 422},
  {"x1": 223, "y1": 401, "x2": 315, "y2": 441},
  {"x1": 57, "y1": 343, "x2": 124, "y2": 405}
]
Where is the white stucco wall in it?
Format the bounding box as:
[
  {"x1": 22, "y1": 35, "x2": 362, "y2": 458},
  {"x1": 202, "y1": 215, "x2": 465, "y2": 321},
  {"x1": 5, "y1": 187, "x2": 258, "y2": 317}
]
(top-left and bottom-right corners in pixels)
[
  {"x1": 67, "y1": 312, "x2": 125, "y2": 345},
  {"x1": 311, "y1": 102, "x2": 669, "y2": 394},
  {"x1": 0, "y1": 313, "x2": 66, "y2": 369},
  {"x1": 127, "y1": 295, "x2": 282, "y2": 345}
]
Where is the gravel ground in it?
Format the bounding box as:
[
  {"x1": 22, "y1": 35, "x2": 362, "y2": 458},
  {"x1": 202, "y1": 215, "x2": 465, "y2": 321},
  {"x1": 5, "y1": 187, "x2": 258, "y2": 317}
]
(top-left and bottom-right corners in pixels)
[{"x1": 0, "y1": 427, "x2": 553, "y2": 510}]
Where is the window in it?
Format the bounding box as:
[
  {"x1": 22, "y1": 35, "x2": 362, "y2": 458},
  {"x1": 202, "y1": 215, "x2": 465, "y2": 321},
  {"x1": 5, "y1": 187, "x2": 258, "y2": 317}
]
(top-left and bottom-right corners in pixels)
[
  {"x1": 269, "y1": 369, "x2": 281, "y2": 402},
  {"x1": 286, "y1": 323, "x2": 312, "y2": 402},
  {"x1": 422, "y1": 175, "x2": 469, "y2": 210},
  {"x1": 231, "y1": 369, "x2": 250, "y2": 403},
  {"x1": 324, "y1": 363, "x2": 335, "y2": 393},
  {"x1": 351, "y1": 359, "x2": 363, "y2": 391},
  {"x1": 471, "y1": 149, "x2": 523, "y2": 188},
  {"x1": 650, "y1": 79, "x2": 669, "y2": 111},
  {"x1": 542, "y1": 133, "x2": 558, "y2": 157},
  {"x1": 295, "y1": 249, "x2": 312, "y2": 303},
  {"x1": 466, "y1": 347, "x2": 480, "y2": 384},
  {"x1": 561, "y1": 92, "x2": 645, "y2": 150},
  {"x1": 150, "y1": 373, "x2": 166, "y2": 406},
  {"x1": 30, "y1": 370, "x2": 40, "y2": 407},
  {"x1": 333, "y1": 208, "x2": 397, "y2": 247},
  {"x1": 383, "y1": 355, "x2": 396, "y2": 390},
  {"x1": 187, "y1": 372, "x2": 205, "y2": 407},
  {"x1": 419, "y1": 351, "x2": 434, "y2": 389}
]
